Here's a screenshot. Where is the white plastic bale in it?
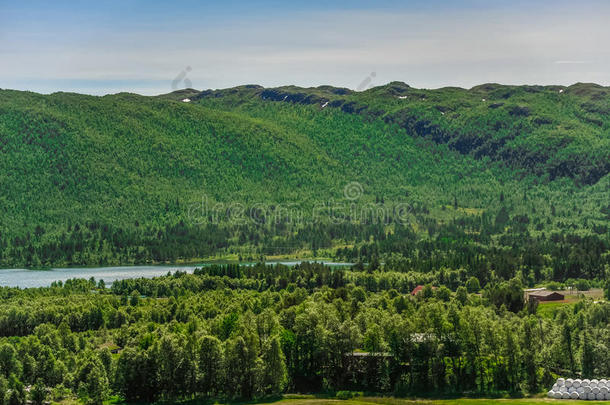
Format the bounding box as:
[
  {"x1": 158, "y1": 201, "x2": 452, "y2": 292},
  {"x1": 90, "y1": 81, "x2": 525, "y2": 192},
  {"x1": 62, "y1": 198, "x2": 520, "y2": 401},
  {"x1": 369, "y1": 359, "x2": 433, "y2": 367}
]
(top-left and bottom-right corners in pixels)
[{"x1": 548, "y1": 376, "x2": 610, "y2": 400}]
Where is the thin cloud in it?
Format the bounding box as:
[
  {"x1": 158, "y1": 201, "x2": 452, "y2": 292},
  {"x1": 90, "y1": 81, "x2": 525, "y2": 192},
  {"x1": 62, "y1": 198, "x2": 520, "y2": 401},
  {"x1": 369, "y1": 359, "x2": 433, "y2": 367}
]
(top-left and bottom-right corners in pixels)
[{"x1": 554, "y1": 60, "x2": 592, "y2": 64}]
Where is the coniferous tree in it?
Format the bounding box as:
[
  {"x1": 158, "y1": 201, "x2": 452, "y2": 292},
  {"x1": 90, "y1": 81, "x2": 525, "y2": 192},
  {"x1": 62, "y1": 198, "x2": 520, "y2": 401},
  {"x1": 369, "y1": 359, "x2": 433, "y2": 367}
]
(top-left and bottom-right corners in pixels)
[{"x1": 581, "y1": 329, "x2": 594, "y2": 378}]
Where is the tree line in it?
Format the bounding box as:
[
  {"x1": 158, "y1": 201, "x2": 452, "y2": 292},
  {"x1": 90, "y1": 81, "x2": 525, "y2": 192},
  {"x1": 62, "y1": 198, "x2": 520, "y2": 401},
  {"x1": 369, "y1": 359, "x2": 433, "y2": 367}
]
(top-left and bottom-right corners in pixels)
[{"x1": 0, "y1": 262, "x2": 608, "y2": 404}]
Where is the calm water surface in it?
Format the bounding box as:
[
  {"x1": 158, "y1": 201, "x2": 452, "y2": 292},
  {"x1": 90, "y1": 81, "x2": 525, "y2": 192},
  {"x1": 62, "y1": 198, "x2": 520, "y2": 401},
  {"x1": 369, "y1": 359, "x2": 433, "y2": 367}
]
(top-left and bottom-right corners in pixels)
[{"x1": 0, "y1": 261, "x2": 352, "y2": 288}]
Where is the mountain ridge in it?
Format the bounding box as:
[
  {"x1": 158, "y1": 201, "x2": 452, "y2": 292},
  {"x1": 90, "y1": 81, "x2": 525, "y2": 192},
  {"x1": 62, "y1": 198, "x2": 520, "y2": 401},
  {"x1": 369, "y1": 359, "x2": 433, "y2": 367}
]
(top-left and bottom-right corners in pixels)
[{"x1": 188, "y1": 81, "x2": 610, "y2": 185}]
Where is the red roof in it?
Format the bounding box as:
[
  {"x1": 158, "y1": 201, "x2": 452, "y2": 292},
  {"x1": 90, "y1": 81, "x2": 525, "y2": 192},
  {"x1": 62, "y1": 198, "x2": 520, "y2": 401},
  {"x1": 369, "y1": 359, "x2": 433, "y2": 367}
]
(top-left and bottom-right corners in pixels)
[{"x1": 411, "y1": 285, "x2": 437, "y2": 295}]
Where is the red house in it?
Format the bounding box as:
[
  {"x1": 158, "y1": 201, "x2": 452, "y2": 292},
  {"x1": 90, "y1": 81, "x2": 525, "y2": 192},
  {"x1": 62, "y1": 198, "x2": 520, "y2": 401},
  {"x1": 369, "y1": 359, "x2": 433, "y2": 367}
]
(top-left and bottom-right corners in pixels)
[{"x1": 411, "y1": 285, "x2": 437, "y2": 296}]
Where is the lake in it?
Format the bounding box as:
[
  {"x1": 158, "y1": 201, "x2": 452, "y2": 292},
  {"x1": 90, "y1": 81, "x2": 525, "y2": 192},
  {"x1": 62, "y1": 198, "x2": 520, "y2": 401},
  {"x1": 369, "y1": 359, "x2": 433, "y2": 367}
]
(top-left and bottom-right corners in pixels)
[{"x1": 0, "y1": 261, "x2": 353, "y2": 288}]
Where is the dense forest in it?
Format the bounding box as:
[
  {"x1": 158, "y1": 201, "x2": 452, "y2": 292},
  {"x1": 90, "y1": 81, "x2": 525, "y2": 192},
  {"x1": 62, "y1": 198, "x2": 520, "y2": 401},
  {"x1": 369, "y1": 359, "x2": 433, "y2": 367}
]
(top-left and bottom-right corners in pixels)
[
  {"x1": 0, "y1": 262, "x2": 609, "y2": 404},
  {"x1": 0, "y1": 85, "x2": 609, "y2": 284}
]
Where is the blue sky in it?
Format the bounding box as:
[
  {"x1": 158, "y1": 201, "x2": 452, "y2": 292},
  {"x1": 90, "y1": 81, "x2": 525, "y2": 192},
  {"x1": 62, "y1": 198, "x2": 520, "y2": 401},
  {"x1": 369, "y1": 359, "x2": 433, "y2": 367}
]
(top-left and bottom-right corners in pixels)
[{"x1": 1, "y1": 0, "x2": 609, "y2": 95}]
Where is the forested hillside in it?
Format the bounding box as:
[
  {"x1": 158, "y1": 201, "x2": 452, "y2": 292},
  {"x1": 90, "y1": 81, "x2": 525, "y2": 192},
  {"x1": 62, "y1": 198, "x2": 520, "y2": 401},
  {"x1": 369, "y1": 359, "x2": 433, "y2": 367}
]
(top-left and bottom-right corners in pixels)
[
  {"x1": 0, "y1": 84, "x2": 608, "y2": 283},
  {"x1": 194, "y1": 82, "x2": 610, "y2": 185},
  {"x1": 0, "y1": 263, "x2": 608, "y2": 403}
]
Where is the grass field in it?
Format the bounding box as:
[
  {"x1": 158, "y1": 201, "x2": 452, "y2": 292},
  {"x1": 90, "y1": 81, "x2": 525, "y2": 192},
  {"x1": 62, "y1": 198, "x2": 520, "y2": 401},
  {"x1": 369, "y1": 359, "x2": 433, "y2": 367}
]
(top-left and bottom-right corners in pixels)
[
  {"x1": 97, "y1": 394, "x2": 610, "y2": 405},
  {"x1": 536, "y1": 301, "x2": 578, "y2": 319},
  {"x1": 218, "y1": 396, "x2": 608, "y2": 405},
  {"x1": 128, "y1": 395, "x2": 610, "y2": 405}
]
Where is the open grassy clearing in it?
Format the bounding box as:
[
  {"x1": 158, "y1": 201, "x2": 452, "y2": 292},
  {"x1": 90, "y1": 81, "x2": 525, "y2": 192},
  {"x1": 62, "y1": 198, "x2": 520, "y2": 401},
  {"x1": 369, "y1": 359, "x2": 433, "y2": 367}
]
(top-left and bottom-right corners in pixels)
[
  {"x1": 536, "y1": 288, "x2": 606, "y2": 319},
  {"x1": 158, "y1": 395, "x2": 609, "y2": 405}
]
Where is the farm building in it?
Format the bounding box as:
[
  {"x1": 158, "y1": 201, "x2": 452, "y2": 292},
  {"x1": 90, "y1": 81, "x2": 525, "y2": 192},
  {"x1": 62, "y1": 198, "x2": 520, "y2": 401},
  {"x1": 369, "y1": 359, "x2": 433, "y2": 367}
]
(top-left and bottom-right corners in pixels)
[{"x1": 528, "y1": 290, "x2": 564, "y2": 302}]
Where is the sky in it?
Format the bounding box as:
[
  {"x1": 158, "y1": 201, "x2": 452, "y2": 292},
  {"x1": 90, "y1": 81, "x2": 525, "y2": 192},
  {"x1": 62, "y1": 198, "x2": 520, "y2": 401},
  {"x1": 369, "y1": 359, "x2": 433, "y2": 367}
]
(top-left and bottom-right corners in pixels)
[{"x1": 1, "y1": 0, "x2": 609, "y2": 95}]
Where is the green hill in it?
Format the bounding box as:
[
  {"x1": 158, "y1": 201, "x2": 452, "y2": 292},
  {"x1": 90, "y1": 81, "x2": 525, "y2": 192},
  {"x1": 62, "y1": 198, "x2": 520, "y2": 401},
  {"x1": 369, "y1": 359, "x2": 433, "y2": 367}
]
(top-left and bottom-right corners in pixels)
[
  {"x1": 194, "y1": 82, "x2": 610, "y2": 185},
  {"x1": 0, "y1": 84, "x2": 608, "y2": 276}
]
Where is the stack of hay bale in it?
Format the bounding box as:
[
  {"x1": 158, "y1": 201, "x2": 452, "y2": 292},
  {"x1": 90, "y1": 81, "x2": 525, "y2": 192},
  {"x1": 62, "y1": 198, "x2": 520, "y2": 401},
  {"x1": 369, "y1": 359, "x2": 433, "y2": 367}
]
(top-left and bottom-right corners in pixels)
[{"x1": 547, "y1": 378, "x2": 610, "y2": 400}]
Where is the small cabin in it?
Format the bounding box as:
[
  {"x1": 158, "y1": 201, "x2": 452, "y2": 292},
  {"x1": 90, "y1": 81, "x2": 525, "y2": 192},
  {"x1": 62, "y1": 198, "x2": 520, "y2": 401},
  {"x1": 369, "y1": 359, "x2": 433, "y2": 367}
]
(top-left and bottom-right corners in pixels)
[{"x1": 528, "y1": 291, "x2": 564, "y2": 302}]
